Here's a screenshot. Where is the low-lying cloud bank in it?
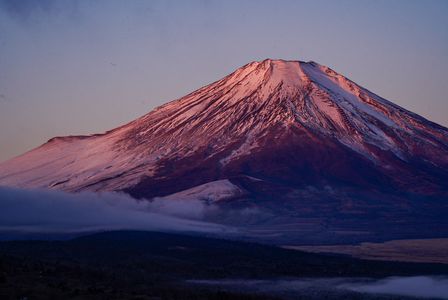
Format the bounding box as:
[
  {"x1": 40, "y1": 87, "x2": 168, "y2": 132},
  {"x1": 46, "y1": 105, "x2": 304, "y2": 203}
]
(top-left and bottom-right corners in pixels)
[
  {"x1": 191, "y1": 276, "x2": 448, "y2": 299},
  {"x1": 0, "y1": 186, "x2": 235, "y2": 239},
  {"x1": 342, "y1": 276, "x2": 448, "y2": 299}
]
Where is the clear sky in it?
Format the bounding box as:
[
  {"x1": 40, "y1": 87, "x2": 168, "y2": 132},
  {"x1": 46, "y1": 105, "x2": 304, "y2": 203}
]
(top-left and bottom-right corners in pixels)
[{"x1": 1, "y1": 0, "x2": 447, "y2": 162}]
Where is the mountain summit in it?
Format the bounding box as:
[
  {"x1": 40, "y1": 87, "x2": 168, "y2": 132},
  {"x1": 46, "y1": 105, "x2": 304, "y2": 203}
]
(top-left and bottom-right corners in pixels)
[{"x1": 1, "y1": 59, "x2": 447, "y2": 243}]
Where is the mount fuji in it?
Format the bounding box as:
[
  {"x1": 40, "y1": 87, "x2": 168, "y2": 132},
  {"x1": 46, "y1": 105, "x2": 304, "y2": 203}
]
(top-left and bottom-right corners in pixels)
[{"x1": 1, "y1": 59, "x2": 447, "y2": 243}]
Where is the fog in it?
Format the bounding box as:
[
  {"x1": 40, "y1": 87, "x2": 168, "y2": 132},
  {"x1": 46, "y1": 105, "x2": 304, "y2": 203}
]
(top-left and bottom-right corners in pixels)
[
  {"x1": 190, "y1": 276, "x2": 448, "y2": 299},
  {"x1": 0, "y1": 186, "x2": 235, "y2": 239},
  {"x1": 342, "y1": 276, "x2": 448, "y2": 299}
]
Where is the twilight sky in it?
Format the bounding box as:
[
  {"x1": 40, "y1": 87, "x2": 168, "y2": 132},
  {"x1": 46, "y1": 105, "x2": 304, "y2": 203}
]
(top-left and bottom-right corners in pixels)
[{"x1": 0, "y1": 0, "x2": 447, "y2": 162}]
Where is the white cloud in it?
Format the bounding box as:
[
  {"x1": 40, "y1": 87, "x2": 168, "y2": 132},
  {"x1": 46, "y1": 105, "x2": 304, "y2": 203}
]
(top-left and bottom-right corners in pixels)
[{"x1": 0, "y1": 186, "x2": 235, "y2": 238}]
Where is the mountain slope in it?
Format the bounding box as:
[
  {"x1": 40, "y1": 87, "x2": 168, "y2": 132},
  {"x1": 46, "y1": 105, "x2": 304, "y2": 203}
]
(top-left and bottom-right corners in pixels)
[
  {"x1": 1, "y1": 59, "x2": 447, "y2": 243},
  {"x1": 1, "y1": 59, "x2": 447, "y2": 193}
]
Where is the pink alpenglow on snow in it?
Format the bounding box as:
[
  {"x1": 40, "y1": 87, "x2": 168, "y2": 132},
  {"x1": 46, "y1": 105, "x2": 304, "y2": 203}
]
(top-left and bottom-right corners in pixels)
[{"x1": 0, "y1": 59, "x2": 446, "y2": 195}]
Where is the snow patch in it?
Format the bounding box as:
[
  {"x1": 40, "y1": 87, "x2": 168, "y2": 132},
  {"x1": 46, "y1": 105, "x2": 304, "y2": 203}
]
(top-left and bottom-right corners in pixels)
[{"x1": 155, "y1": 180, "x2": 243, "y2": 203}]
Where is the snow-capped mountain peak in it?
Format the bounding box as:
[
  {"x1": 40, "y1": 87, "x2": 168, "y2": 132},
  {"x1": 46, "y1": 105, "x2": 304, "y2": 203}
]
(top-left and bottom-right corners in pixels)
[{"x1": 0, "y1": 59, "x2": 447, "y2": 196}]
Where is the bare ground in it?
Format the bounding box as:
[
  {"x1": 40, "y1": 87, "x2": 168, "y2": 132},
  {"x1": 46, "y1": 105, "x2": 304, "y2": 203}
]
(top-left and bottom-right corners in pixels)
[{"x1": 284, "y1": 238, "x2": 448, "y2": 264}]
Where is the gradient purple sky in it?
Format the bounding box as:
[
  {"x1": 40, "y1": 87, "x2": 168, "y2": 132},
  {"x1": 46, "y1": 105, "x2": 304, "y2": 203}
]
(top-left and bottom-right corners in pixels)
[{"x1": 1, "y1": 0, "x2": 447, "y2": 162}]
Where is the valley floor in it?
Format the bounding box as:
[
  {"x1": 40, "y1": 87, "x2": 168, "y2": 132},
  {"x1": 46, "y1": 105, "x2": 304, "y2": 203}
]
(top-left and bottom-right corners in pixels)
[
  {"x1": 1, "y1": 231, "x2": 447, "y2": 299},
  {"x1": 284, "y1": 238, "x2": 448, "y2": 264}
]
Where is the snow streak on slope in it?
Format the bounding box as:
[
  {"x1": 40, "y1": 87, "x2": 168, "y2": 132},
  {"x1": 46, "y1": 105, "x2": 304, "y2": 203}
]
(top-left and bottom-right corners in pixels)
[
  {"x1": 155, "y1": 180, "x2": 244, "y2": 204},
  {"x1": 0, "y1": 59, "x2": 447, "y2": 193}
]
